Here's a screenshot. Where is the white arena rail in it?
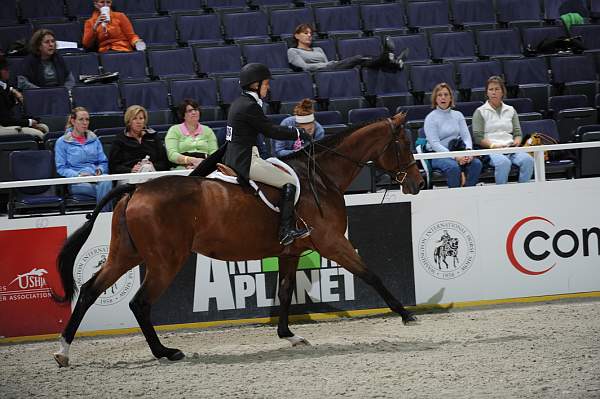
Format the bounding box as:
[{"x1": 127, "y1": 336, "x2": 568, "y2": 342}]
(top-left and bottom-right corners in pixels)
[{"x1": 0, "y1": 142, "x2": 599, "y2": 190}]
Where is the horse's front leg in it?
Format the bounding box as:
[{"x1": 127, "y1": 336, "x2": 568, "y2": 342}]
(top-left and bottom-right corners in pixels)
[
  {"x1": 317, "y1": 236, "x2": 417, "y2": 325},
  {"x1": 277, "y1": 256, "x2": 310, "y2": 346}
]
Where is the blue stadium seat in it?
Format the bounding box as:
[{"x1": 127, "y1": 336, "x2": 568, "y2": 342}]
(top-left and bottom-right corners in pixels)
[
  {"x1": 65, "y1": 0, "x2": 95, "y2": 18},
  {"x1": 0, "y1": 0, "x2": 18, "y2": 24},
  {"x1": 454, "y1": 101, "x2": 483, "y2": 123},
  {"x1": 34, "y1": 21, "x2": 83, "y2": 46},
  {"x1": 270, "y1": 8, "x2": 314, "y2": 39},
  {"x1": 548, "y1": 95, "x2": 597, "y2": 143},
  {"x1": 131, "y1": 16, "x2": 177, "y2": 47},
  {"x1": 243, "y1": 42, "x2": 291, "y2": 72},
  {"x1": 409, "y1": 63, "x2": 455, "y2": 101},
  {"x1": 337, "y1": 37, "x2": 381, "y2": 59},
  {"x1": 315, "y1": 5, "x2": 362, "y2": 38},
  {"x1": 387, "y1": 34, "x2": 430, "y2": 64},
  {"x1": 450, "y1": 0, "x2": 496, "y2": 30},
  {"x1": 120, "y1": 81, "x2": 171, "y2": 124},
  {"x1": 213, "y1": 127, "x2": 227, "y2": 147},
  {"x1": 112, "y1": 0, "x2": 158, "y2": 17},
  {"x1": 550, "y1": 55, "x2": 598, "y2": 104},
  {"x1": 0, "y1": 135, "x2": 40, "y2": 184},
  {"x1": 19, "y1": 0, "x2": 66, "y2": 21},
  {"x1": 158, "y1": 0, "x2": 204, "y2": 13},
  {"x1": 314, "y1": 69, "x2": 367, "y2": 122},
  {"x1": 222, "y1": 11, "x2": 270, "y2": 43},
  {"x1": 360, "y1": 3, "x2": 407, "y2": 37},
  {"x1": 430, "y1": 31, "x2": 477, "y2": 62},
  {"x1": 63, "y1": 52, "x2": 101, "y2": 79},
  {"x1": 396, "y1": 104, "x2": 433, "y2": 132},
  {"x1": 23, "y1": 87, "x2": 71, "y2": 118},
  {"x1": 100, "y1": 51, "x2": 148, "y2": 81},
  {"x1": 169, "y1": 78, "x2": 222, "y2": 121},
  {"x1": 148, "y1": 48, "x2": 197, "y2": 79},
  {"x1": 0, "y1": 24, "x2": 32, "y2": 54},
  {"x1": 570, "y1": 24, "x2": 600, "y2": 52},
  {"x1": 543, "y1": 0, "x2": 587, "y2": 21},
  {"x1": 348, "y1": 107, "x2": 390, "y2": 126},
  {"x1": 8, "y1": 150, "x2": 64, "y2": 219},
  {"x1": 176, "y1": 14, "x2": 223, "y2": 46},
  {"x1": 205, "y1": 0, "x2": 247, "y2": 10},
  {"x1": 268, "y1": 72, "x2": 314, "y2": 114},
  {"x1": 476, "y1": 29, "x2": 523, "y2": 59},
  {"x1": 193, "y1": 45, "x2": 243, "y2": 76},
  {"x1": 218, "y1": 77, "x2": 242, "y2": 106},
  {"x1": 548, "y1": 94, "x2": 589, "y2": 114},
  {"x1": 522, "y1": 26, "x2": 567, "y2": 52},
  {"x1": 314, "y1": 110, "x2": 343, "y2": 125},
  {"x1": 71, "y1": 84, "x2": 122, "y2": 114},
  {"x1": 312, "y1": 38, "x2": 337, "y2": 61},
  {"x1": 362, "y1": 68, "x2": 413, "y2": 114},
  {"x1": 503, "y1": 97, "x2": 535, "y2": 113},
  {"x1": 503, "y1": 57, "x2": 551, "y2": 112},
  {"x1": 457, "y1": 60, "x2": 502, "y2": 101},
  {"x1": 495, "y1": 0, "x2": 543, "y2": 27},
  {"x1": 406, "y1": 0, "x2": 452, "y2": 33}
]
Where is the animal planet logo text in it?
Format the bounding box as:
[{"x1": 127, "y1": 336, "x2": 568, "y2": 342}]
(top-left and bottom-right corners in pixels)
[{"x1": 418, "y1": 220, "x2": 476, "y2": 280}]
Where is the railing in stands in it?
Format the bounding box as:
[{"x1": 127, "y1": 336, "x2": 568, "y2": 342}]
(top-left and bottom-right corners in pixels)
[{"x1": 0, "y1": 142, "x2": 599, "y2": 190}]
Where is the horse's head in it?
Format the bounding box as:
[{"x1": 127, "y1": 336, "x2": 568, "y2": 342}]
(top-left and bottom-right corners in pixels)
[{"x1": 376, "y1": 113, "x2": 424, "y2": 195}]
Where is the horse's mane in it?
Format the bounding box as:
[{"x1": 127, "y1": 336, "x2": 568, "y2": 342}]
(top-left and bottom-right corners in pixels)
[{"x1": 280, "y1": 119, "x2": 386, "y2": 162}]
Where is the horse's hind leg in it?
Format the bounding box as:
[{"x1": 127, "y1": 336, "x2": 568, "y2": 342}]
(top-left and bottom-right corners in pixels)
[
  {"x1": 318, "y1": 236, "x2": 417, "y2": 325},
  {"x1": 277, "y1": 256, "x2": 310, "y2": 346},
  {"x1": 129, "y1": 266, "x2": 184, "y2": 361}
]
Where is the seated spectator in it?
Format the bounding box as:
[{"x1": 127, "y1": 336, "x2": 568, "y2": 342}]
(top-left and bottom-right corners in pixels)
[
  {"x1": 424, "y1": 83, "x2": 482, "y2": 188},
  {"x1": 273, "y1": 98, "x2": 324, "y2": 157},
  {"x1": 287, "y1": 24, "x2": 406, "y2": 72},
  {"x1": 472, "y1": 76, "x2": 534, "y2": 184},
  {"x1": 83, "y1": 0, "x2": 146, "y2": 53},
  {"x1": 17, "y1": 29, "x2": 75, "y2": 90},
  {"x1": 0, "y1": 55, "x2": 48, "y2": 139},
  {"x1": 165, "y1": 99, "x2": 218, "y2": 169},
  {"x1": 109, "y1": 105, "x2": 169, "y2": 174},
  {"x1": 55, "y1": 107, "x2": 112, "y2": 211}
]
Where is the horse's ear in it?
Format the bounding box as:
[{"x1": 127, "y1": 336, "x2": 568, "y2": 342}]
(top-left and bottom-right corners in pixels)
[{"x1": 392, "y1": 112, "x2": 407, "y2": 125}]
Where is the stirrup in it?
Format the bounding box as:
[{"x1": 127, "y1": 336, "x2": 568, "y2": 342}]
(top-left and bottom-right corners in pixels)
[{"x1": 279, "y1": 227, "x2": 311, "y2": 246}]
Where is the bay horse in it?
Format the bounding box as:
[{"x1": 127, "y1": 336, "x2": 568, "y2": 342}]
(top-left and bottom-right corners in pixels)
[{"x1": 52, "y1": 113, "x2": 424, "y2": 367}]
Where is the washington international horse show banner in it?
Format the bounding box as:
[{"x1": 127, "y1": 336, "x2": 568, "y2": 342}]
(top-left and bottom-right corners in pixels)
[{"x1": 1, "y1": 178, "x2": 599, "y2": 339}]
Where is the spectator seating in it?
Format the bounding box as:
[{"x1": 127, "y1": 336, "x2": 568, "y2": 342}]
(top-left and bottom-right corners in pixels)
[
  {"x1": 457, "y1": 60, "x2": 502, "y2": 101},
  {"x1": 158, "y1": 0, "x2": 204, "y2": 14},
  {"x1": 120, "y1": 81, "x2": 172, "y2": 124},
  {"x1": 65, "y1": 0, "x2": 94, "y2": 19},
  {"x1": 574, "y1": 124, "x2": 600, "y2": 177},
  {"x1": 477, "y1": 28, "x2": 523, "y2": 59},
  {"x1": 314, "y1": 69, "x2": 367, "y2": 122},
  {"x1": 347, "y1": 107, "x2": 390, "y2": 126},
  {"x1": 312, "y1": 38, "x2": 338, "y2": 61},
  {"x1": 495, "y1": 0, "x2": 543, "y2": 27},
  {"x1": 169, "y1": 78, "x2": 222, "y2": 121},
  {"x1": 243, "y1": 42, "x2": 290, "y2": 72},
  {"x1": 548, "y1": 95, "x2": 598, "y2": 143},
  {"x1": 100, "y1": 51, "x2": 148, "y2": 81},
  {"x1": 387, "y1": 34, "x2": 431, "y2": 64},
  {"x1": 0, "y1": 24, "x2": 32, "y2": 54},
  {"x1": 218, "y1": 77, "x2": 242, "y2": 107},
  {"x1": 521, "y1": 26, "x2": 567, "y2": 52},
  {"x1": 409, "y1": 63, "x2": 455, "y2": 103},
  {"x1": 8, "y1": 150, "x2": 64, "y2": 218},
  {"x1": 503, "y1": 97, "x2": 543, "y2": 121},
  {"x1": 570, "y1": 24, "x2": 600, "y2": 52},
  {"x1": 194, "y1": 45, "x2": 243, "y2": 76},
  {"x1": 176, "y1": 14, "x2": 223, "y2": 46},
  {"x1": 360, "y1": 2, "x2": 407, "y2": 37},
  {"x1": 222, "y1": 11, "x2": 270, "y2": 43},
  {"x1": 71, "y1": 83, "x2": 123, "y2": 128},
  {"x1": 63, "y1": 52, "x2": 101, "y2": 79},
  {"x1": 34, "y1": 20, "x2": 83, "y2": 45},
  {"x1": 0, "y1": 135, "x2": 41, "y2": 184},
  {"x1": 430, "y1": 31, "x2": 478, "y2": 63},
  {"x1": 550, "y1": 55, "x2": 598, "y2": 104},
  {"x1": 0, "y1": 0, "x2": 18, "y2": 25},
  {"x1": 148, "y1": 47, "x2": 197, "y2": 79},
  {"x1": 503, "y1": 57, "x2": 552, "y2": 113},
  {"x1": 520, "y1": 119, "x2": 576, "y2": 178},
  {"x1": 131, "y1": 16, "x2": 177, "y2": 48},
  {"x1": 314, "y1": 110, "x2": 347, "y2": 135},
  {"x1": 314, "y1": 5, "x2": 363, "y2": 38},
  {"x1": 23, "y1": 87, "x2": 71, "y2": 131},
  {"x1": 268, "y1": 72, "x2": 314, "y2": 114},
  {"x1": 19, "y1": 0, "x2": 67, "y2": 22},
  {"x1": 337, "y1": 37, "x2": 381, "y2": 59},
  {"x1": 450, "y1": 0, "x2": 497, "y2": 30},
  {"x1": 270, "y1": 7, "x2": 315, "y2": 39},
  {"x1": 112, "y1": 0, "x2": 158, "y2": 17},
  {"x1": 406, "y1": 0, "x2": 452, "y2": 33},
  {"x1": 362, "y1": 68, "x2": 413, "y2": 114},
  {"x1": 454, "y1": 101, "x2": 483, "y2": 124}
]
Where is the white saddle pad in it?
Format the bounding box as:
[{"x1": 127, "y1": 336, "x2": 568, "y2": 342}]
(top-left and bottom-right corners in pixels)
[{"x1": 206, "y1": 157, "x2": 300, "y2": 213}]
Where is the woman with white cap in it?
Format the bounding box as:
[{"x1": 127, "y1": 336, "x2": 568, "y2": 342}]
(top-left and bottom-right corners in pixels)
[{"x1": 274, "y1": 99, "x2": 324, "y2": 158}]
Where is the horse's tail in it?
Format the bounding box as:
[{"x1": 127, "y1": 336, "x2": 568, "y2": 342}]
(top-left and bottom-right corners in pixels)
[{"x1": 52, "y1": 184, "x2": 137, "y2": 304}]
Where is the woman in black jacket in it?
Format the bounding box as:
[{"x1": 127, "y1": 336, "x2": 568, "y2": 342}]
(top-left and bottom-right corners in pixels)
[
  {"x1": 223, "y1": 63, "x2": 312, "y2": 246},
  {"x1": 108, "y1": 105, "x2": 169, "y2": 174},
  {"x1": 17, "y1": 29, "x2": 75, "y2": 90}
]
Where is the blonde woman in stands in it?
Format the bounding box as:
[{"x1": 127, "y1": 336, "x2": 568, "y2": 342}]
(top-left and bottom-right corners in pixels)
[
  {"x1": 83, "y1": 0, "x2": 146, "y2": 53},
  {"x1": 165, "y1": 99, "x2": 218, "y2": 170},
  {"x1": 472, "y1": 76, "x2": 533, "y2": 184},
  {"x1": 0, "y1": 55, "x2": 48, "y2": 139},
  {"x1": 54, "y1": 107, "x2": 113, "y2": 211}
]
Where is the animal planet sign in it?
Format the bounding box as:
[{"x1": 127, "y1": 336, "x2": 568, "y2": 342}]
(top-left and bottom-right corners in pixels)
[{"x1": 0, "y1": 227, "x2": 71, "y2": 338}]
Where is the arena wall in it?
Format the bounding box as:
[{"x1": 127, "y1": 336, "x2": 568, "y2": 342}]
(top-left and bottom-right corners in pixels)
[{"x1": 1, "y1": 178, "x2": 599, "y2": 341}]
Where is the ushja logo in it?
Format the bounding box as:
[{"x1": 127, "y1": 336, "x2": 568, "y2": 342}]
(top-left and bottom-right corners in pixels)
[{"x1": 9, "y1": 268, "x2": 49, "y2": 289}]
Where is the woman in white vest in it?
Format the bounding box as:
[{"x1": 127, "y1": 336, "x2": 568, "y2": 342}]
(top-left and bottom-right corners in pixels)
[{"x1": 472, "y1": 76, "x2": 534, "y2": 184}]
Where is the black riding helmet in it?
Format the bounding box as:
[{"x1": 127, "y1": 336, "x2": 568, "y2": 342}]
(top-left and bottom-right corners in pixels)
[{"x1": 239, "y1": 62, "x2": 273, "y2": 90}]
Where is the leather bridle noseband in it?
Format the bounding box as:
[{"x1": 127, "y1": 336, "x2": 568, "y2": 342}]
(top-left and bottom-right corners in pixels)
[{"x1": 309, "y1": 117, "x2": 416, "y2": 185}]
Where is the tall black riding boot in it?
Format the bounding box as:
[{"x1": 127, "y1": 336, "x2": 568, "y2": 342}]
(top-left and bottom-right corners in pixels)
[{"x1": 278, "y1": 184, "x2": 310, "y2": 246}]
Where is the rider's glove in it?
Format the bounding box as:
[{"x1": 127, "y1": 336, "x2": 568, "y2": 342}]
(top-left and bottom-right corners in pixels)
[{"x1": 297, "y1": 127, "x2": 313, "y2": 143}]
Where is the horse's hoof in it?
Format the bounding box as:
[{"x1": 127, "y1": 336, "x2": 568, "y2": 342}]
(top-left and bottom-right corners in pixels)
[
  {"x1": 166, "y1": 349, "x2": 185, "y2": 361},
  {"x1": 53, "y1": 353, "x2": 69, "y2": 367},
  {"x1": 285, "y1": 335, "x2": 311, "y2": 346},
  {"x1": 402, "y1": 314, "x2": 419, "y2": 326}
]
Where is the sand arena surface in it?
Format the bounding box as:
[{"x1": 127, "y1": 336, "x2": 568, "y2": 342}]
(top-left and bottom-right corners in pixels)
[{"x1": 1, "y1": 299, "x2": 599, "y2": 398}]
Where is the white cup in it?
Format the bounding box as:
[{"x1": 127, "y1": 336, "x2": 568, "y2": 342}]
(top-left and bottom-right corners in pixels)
[{"x1": 100, "y1": 6, "x2": 110, "y2": 22}]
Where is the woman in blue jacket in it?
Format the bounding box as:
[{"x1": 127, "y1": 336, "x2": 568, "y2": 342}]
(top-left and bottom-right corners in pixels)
[{"x1": 54, "y1": 107, "x2": 112, "y2": 211}]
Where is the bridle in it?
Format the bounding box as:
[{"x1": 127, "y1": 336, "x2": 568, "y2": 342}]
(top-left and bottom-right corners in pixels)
[{"x1": 309, "y1": 117, "x2": 416, "y2": 185}]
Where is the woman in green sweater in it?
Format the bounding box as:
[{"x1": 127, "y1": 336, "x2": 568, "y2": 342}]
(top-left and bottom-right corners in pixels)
[{"x1": 165, "y1": 99, "x2": 218, "y2": 170}]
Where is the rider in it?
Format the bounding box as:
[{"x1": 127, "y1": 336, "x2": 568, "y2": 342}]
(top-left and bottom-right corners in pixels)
[{"x1": 223, "y1": 63, "x2": 312, "y2": 246}]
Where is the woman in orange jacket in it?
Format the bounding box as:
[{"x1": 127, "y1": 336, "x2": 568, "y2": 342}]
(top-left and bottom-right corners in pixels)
[{"x1": 82, "y1": 0, "x2": 146, "y2": 53}]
